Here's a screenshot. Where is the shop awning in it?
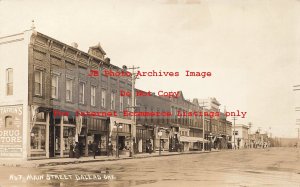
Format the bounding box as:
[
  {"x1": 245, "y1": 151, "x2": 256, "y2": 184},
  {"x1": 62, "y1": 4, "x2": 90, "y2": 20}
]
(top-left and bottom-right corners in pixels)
[
  {"x1": 109, "y1": 117, "x2": 135, "y2": 137},
  {"x1": 180, "y1": 136, "x2": 209, "y2": 143},
  {"x1": 110, "y1": 117, "x2": 134, "y2": 125}
]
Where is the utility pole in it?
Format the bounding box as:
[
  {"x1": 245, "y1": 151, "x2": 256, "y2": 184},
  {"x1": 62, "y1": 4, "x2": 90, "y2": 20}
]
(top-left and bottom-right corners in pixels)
[
  {"x1": 293, "y1": 85, "x2": 300, "y2": 148},
  {"x1": 232, "y1": 116, "x2": 237, "y2": 149},
  {"x1": 296, "y1": 119, "x2": 300, "y2": 148},
  {"x1": 248, "y1": 122, "x2": 252, "y2": 148},
  {"x1": 200, "y1": 101, "x2": 208, "y2": 152},
  {"x1": 297, "y1": 126, "x2": 300, "y2": 148},
  {"x1": 123, "y1": 65, "x2": 140, "y2": 157},
  {"x1": 114, "y1": 122, "x2": 123, "y2": 158}
]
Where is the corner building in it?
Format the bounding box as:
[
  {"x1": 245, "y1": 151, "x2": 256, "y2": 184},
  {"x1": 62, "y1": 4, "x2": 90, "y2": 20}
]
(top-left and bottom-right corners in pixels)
[{"x1": 0, "y1": 29, "x2": 134, "y2": 160}]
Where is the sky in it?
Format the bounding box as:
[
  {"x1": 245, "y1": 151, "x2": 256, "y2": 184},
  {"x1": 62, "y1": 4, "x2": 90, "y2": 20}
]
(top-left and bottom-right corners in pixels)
[{"x1": 1, "y1": 0, "x2": 300, "y2": 138}]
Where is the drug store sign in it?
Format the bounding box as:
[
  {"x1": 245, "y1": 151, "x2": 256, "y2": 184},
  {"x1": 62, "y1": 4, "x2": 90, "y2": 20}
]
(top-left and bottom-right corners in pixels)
[{"x1": 0, "y1": 105, "x2": 23, "y2": 158}]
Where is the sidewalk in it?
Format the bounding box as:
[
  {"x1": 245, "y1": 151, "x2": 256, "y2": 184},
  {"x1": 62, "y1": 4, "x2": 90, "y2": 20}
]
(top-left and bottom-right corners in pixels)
[{"x1": 0, "y1": 150, "x2": 219, "y2": 168}]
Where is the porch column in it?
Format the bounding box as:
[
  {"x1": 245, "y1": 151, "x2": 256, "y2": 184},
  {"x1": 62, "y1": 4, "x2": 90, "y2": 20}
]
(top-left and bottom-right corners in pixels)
[
  {"x1": 46, "y1": 112, "x2": 49, "y2": 158},
  {"x1": 85, "y1": 124, "x2": 88, "y2": 157},
  {"x1": 60, "y1": 116, "x2": 64, "y2": 157}
]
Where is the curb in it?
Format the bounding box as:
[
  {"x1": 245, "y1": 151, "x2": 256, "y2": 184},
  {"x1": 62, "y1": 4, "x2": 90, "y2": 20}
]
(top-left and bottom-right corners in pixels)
[{"x1": 0, "y1": 150, "x2": 219, "y2": 168}]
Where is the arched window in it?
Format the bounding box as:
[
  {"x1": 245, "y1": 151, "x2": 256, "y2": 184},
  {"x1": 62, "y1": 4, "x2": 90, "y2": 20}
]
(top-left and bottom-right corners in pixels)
[{"x1": 5, "y1": 116, "x2": 13, "y2": 128}]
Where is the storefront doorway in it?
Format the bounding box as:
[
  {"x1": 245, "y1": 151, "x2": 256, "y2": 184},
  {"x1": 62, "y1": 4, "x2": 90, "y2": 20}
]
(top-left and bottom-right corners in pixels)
[
  {"x1": 118, "y1": 136, "x2": 125, "y2": 150},
  {"x1": 138, "y1": 139, "x2": 143, "y2": 153},
  {"x1": 49, "y1": 125, "x2": 55, "y2": 157}
]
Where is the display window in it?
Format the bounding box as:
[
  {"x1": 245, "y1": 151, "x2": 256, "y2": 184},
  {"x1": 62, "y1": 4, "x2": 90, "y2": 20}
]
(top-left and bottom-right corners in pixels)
[{"x1": 30, "y1": 125, "x2": 46, "y2": 150}]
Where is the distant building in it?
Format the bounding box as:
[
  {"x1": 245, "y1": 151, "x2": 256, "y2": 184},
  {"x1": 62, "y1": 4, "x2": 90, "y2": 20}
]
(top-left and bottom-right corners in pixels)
[
  {"x1": 249, "y1": 130, "x2": 269, "y2": 148},
  {"x1": 136, "y1": 95, "x2": 232, "y2": 153},
  {"x1": 232, "y1": 124, "x2": 249, "y2": 149}
]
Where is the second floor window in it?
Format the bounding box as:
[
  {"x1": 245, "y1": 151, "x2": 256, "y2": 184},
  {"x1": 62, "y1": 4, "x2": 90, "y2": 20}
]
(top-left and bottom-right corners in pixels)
[
  {"x1": 79, "y1": 82, "x2": 85, "y2": 104},
  {"x1": 120, "y1": 96, "x2": 123, "y2": 111},
  {"x1": 51, "y1": 75, "x2": 58, "y2": 99},
  {"x1": 110, "y1": 92, "x2": 115, "y2": 110},
  {"x1": 127, "y1": 97, "x2": 130, "y2": 107},
  {"x1": 6, "y1": 68, "x2": 13, "y2": 95},
  {"x1": 101, "y1": 89, "x2": 106, "y2": 108},
  {"x1": 34, "y1": 70, "x2": 43, "y2": 96},
  {"x1": 91, "y1": 86, "x2": 96, "y2": 106},
  {"x1": 66, "y1": 79, "x2": 73, "y2": 102}
]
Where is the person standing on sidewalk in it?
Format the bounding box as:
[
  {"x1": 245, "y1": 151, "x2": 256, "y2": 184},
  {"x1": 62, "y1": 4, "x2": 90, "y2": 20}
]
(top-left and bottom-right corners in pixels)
[
  {"x1": 92, "y1": 141, "x2": 98, "y2": 159},
  {"x1": 69, "y1": 143, "x2": 74, "y2": 158},
  {"x1": 149, "y1": 141, "x2": 153, "y2": 154},
  {"x1": 74, "y1": 142, "x2": 80, "y2": 159},
  {"x1": 107, "y1": 142, "x2": 113, "y2": 157}
]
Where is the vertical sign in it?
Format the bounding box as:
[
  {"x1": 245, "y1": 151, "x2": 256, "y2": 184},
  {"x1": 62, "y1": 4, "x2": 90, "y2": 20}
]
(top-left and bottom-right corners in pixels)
[{"x1": 0, "y1": 105, "x2": 23, "y2": 158}]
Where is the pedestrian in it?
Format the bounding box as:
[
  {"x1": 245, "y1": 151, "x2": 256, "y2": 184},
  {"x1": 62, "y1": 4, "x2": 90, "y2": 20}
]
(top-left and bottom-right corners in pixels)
[
  {"x1": 78, "y1": 142, "x2": 83, "y2": 156},
  {"x1": 92, "y1": 141, "x2": 98, "y2": 159},
  {"x1": 69, "y1": 144, "x2": 74, "y2": 158},
  {"x1": 149, "y1": 141, "x2": 152, "y2": 154},
  {"x1": 74, "y1": 142, "x2": 80, "y2": 159},
  {"x1": 107, "y1": 142, "x2": 113, "y2": 157}
]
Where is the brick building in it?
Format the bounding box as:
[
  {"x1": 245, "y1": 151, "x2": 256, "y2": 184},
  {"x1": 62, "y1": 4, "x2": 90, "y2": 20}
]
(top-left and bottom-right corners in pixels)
[
  {"x1": 0, "y1": 28, "x2": 233, "y2": 160},
  {"x1": 136, "y1": 93, "x2": 232, "y2": 153},
  {"x1": 0, "y1": 28, "x2": 134, "y2": 160}
]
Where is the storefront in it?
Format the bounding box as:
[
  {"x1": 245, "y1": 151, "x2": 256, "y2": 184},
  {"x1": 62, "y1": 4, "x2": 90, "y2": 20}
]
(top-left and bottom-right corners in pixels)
[
  {"x1": 179, "y1": 127, "x2": 190, "y2": 152},
  {"x1": 30, "y1": 111, "x2": 48, "y2": 158},
  {"x1": 179, "y1": 136, "x2": 207, "y2": 151},
  {"x1": 155, "y1": 127, "x2": 170, "y2": 152},
  {"x1": 189, "y1": 128, "x2": 202, "y2": 150},
  {"x1": 52, "y1": 112, "x2": 78, "y2": 158},
  {"x1": 109, "y1": 117, "x2": 134, "y2": 157},
  {"x1": 136, "y1": 124, "x2": 154, "y2": 153},
  {"x1": 86, "y1": 117, "x2": 108, "y2": 156},
  {"x1": 169, "y1": 126, "x2": 179, "y2": 152}
]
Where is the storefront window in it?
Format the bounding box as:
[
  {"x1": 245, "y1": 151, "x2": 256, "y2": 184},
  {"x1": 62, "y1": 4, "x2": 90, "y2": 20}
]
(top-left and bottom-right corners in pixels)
[
  {"x1": 55, "y1": 127, "x2": 60, "y2": 152},
  {"x1": 30, "y1": 125, "x2": 46, "y2": 150},
  {"x1": 55, "y1": 126, "x2": 75, "y2": 153},
  {"x1": 63, "y1": 126, "x2": 75, "y2": 151}
]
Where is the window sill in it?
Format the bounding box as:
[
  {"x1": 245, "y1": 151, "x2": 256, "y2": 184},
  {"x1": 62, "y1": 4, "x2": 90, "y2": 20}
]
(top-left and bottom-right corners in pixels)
[
  {"x1": 30, "y1": 149, "x2": 46, "y2": 152},
  {"x1": 66, "y1": 101, "x2": 74, "y2": 104},
  {"x1": 34, "y1": 95, "x2": 43, "y2": 98}
]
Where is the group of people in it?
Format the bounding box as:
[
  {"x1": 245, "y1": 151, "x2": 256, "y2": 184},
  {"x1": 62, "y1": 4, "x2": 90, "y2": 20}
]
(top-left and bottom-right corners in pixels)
[
  {"x1": 69, "y1": 141, "x2": 114, "y2": 159},
  {"x1": 90, "y1": 141, "x2": 115, "y2": 158},
  {"x1": 69, "y1": 142, "x2": 83, "y2": 159}
]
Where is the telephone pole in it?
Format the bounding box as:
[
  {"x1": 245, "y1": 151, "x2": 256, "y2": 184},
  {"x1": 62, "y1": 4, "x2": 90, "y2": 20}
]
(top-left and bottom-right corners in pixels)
[
  {"x1": 297, "y1": 126, "x2": 300, "y2": 148},
  {"x1": 248, "y1": 122, "x2": 252, "y2": 148},
  {"x1": 123, "y1": 65, "x2": 140, "y2": 157},
  {"x1": 296, "y1": 119, "x2": 300, "y2": 148},
  {"x1": 232, "y1": 116, "x2": 237, "y2": 149},
  {"x1": 199, "y1": 101, "x2": 208, "y2": 152},
  {"x1": 293, "y1": 85, "x2": 300, "y2": 148}
]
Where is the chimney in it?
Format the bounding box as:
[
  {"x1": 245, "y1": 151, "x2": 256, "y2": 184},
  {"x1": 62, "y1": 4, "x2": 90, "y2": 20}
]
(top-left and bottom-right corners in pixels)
[
  {"x1": 71, "y1": 42, "x2": 78, "y2": 49},
  {"x1": 105, "y1": 57, "x2": 110, "y2": 64}
]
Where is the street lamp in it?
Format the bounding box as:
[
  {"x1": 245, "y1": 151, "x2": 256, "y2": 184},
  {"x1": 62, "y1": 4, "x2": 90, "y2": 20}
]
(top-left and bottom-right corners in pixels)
[
  {"x1": 208, "y1": 133, "x2": 213, "y2": 151},
  {"x1": 114, "y1": 122, "x2": 123, "y2": 158}
]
